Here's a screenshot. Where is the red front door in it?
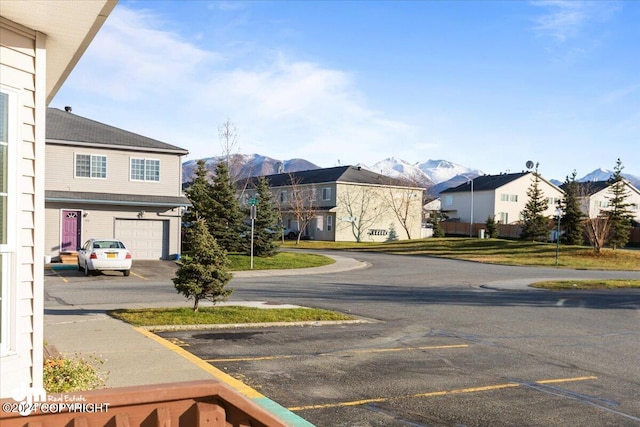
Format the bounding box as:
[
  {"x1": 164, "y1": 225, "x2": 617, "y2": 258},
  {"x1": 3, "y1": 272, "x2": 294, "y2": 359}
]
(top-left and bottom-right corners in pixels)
[{"x1": 61, "y1": 210, "x2": 81, "y2": 252}]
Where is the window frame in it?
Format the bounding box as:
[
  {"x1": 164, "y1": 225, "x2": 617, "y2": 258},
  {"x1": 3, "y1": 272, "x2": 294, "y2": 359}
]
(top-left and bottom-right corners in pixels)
[
  {"x1": 0, "y1": 84, "x2": 19, "y2": 356},
  {"x1": 321, "y1": 187, "x2": 331, "y2": 201},
  {"x1": 74, "y1": 153, "x2": 107, "y2": 179},
  {"x1": 130, "y1": 157, "x2": 160, "y2": 182}
]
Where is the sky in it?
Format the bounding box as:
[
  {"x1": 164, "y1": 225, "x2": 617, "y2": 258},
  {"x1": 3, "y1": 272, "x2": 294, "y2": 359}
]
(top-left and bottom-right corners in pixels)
[{"x1": 52, "y1": 0, "x2": 639, "y2": 180}]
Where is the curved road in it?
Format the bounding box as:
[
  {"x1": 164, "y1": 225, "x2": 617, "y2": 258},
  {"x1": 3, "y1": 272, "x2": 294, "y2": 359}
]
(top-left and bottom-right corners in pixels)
[{"x1": 159, "y1": 251, "x2": 640, "y2": 427}]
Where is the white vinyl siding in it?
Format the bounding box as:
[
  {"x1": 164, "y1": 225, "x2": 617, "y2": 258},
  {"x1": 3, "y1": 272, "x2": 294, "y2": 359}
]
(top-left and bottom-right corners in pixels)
[
  {"x1": 130, "y1": 158, "x2": 160, "y2": 182},
  {"x1": 75, "y1": 153, "x2": 106, "y2": 178}
]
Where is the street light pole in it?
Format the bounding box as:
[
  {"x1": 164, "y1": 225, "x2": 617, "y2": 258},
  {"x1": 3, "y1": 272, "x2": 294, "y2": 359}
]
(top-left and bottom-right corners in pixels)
[
  {"x1": 469, "y1": 178, "x2": 474, "y2": 237},
  {"x1": 555, "y1": 207, "x2": 562, "y2": 266}
]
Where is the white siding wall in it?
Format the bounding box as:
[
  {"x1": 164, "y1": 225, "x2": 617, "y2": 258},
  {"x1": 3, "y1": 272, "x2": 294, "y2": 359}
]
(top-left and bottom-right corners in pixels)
[
  {"x1": 45, "y1": 144, "x2": 183, "y2": 197},
  {"x1": 0, "y1": 18, "x2": 43, "y2": 397}
]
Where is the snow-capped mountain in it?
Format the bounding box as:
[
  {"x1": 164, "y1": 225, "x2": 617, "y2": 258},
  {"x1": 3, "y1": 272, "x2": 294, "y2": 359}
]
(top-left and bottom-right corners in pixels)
[
  {"x1": 182, "y1": 153, "x2": 639, "y2": 196},
  {"x1": 578, "y1": 169, "x2": 640, "y2": 189},
  {"x1": 182, "y1": 154, "x2": 319, "y2": 183},
  {"x1": 360, "y1": 157, "x2": 482, "y2": 186}
]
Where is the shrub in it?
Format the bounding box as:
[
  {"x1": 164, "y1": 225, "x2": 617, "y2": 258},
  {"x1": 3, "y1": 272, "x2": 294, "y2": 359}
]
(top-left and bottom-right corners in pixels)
[{"x1": 43, "y1": 354, "x2": 108, "y2": 393}]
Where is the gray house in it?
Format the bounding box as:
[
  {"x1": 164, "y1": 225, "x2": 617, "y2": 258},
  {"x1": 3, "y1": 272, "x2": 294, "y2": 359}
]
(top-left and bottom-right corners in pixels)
[
  {"x1": 242, "y1": 166, "x2": 425, "y2": 242},
  {"x1": 45, "y1": 108, "x2": 190, "y2": 261}
]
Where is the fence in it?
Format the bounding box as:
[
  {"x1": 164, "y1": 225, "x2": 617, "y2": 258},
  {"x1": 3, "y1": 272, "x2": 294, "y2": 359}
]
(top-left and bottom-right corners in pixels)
[
  {"x1": 0, "y1": 380, "x2": 287, "y2": 427},
  {"x1": 441, "y1": 222, "x2": 640, "y2": 244}
]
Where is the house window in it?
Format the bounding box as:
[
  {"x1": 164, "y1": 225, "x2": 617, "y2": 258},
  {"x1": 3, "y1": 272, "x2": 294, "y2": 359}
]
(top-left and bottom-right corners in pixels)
[
  {"x1": 130, "y1": 158, "x2": 160, "y2": 182},
  {"x1": 498, "y1": 212, "x2": 508, "y2": 224},
  {"x1": 279, "y1": 191, "x2": 287, "y2": 203},
  {"x1": 316, "y1": 215, "x2": 324, "y2": 231},
  {"x1": 327, "y1": 215, "x2": 333, "y2": 232},
  {"x1": 75, "y1": 154, "x2": 107, "y2": 178},
  {"x1": 443, "y1": 195, "x2": 453, "y2": 206},
  {"x1": 322, "y1": 187, "x2": 331, "y2": 201},
  {"x1": 510, "y1": 194, "x2": 518, "y2": 202},
  {"x1": 0, "y1": 86, "x2": 17, "y2": 354},
  {"x1": 500, "y1": 194, "x2": 509, "y2": 202}
]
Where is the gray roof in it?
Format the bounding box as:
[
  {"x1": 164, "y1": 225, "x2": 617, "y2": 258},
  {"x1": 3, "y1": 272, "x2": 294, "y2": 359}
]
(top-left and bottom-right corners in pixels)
[
  {"x1": 45, "y1": 190, "x2": 190, "y2": 207},
  {"x1": 46, "y1": 108, "x2": 188, "y2": 154},
  {"x1": 561, "y1": 181, "x2": 609, "y2": 196},
  {"x1": 248, "y1": 165, "x2": 423, "y2": 188},
  {"x1": 440, "y1": 172, "x2": 529, "y2": 194}
]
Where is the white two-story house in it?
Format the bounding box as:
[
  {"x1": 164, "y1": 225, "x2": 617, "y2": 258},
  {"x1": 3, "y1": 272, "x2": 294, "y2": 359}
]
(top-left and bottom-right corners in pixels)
[
  {"x1": 571, "y1": 180, "x2": 640, "y2": 223},
  {"x1": 45, "y1": 107, "x2": 190, "y2": 261},
  {"x1": 440, "y1": 172, "x2": 564, "y2": 225}
]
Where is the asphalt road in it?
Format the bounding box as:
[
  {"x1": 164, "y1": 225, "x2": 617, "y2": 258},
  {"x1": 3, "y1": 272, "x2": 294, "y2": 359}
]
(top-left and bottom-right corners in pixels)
[{"x1": 46, "y1": 252, "x2": 640, "y2": 426}]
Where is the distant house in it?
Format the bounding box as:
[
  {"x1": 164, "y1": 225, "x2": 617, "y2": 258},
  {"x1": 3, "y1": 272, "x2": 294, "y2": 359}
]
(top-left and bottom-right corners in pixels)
[
  {"x1": 569, "y1": 180, "x2": 640, "y2": 224},
  {"x1": 45, "y1": 108, "x2": 190, "y2": 260},
  {"x1": 1, "y1": 0, "x2": 117, "y2": 398},
  {"x1": 440, "y1": 172, "x2": 564, "y2": 225},
  {"x1": 242, "y1": 166, "x2": 425, "y2": 242}
]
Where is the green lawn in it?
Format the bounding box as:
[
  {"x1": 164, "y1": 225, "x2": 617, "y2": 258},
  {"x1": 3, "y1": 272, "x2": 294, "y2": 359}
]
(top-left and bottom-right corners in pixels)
[
  {"x1": 227, "y1": 251, "x2": 335, "y2": 271},
  {"x1": 531, "y1": 279, "x2": 640, "y2": 289},
  {"x1": 281, "y1": 238, "x2": 640, "y2": 270},
  {"x1": 109, "y1": 306, "x2": 354, "y2": 326}
]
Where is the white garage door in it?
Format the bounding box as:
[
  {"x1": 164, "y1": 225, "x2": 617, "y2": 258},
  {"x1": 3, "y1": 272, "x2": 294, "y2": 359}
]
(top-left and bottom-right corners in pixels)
[{"x1": 115, "y1": 219, "x2": 166, "y2": 260}]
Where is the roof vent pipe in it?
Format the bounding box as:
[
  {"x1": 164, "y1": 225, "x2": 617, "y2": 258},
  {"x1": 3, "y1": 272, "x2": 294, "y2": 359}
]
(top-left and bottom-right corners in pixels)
[{"x1": 64, "y1": 106, "x2": 72, "y2": 112}]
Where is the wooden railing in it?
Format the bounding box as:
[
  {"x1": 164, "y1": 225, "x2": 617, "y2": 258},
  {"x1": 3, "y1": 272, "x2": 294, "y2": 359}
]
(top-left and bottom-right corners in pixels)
[{"x1": 0, "y1": 380, "x2": 289, "y2": 427}]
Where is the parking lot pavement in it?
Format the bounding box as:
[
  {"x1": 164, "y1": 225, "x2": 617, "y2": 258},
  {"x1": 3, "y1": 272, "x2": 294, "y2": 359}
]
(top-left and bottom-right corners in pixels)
[{"x1": 156, "y1": 324, "x2": 639, "y2": 427}]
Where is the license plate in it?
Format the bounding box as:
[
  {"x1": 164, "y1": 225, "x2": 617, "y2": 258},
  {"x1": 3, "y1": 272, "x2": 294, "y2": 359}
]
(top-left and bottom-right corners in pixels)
[{"x1": 107, "y1": 253, "x2": 116, "y2": 259}]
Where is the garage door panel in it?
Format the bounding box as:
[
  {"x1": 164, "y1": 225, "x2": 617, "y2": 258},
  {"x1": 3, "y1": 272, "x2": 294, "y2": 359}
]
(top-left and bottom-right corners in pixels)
[{"x1": 115, "y1": 219, "x2": 167, "y2": 260}]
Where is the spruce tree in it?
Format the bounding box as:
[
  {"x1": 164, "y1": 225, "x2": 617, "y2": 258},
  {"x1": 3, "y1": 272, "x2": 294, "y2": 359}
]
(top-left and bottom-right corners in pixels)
[
  {"x1": 184, "y1": 160, "x2": 214, "y2": 226},
  {"x1": 520, "y1": 169, "x2": 549, "y2": 241},
  {"x1": 485, "y1": 215, "x2": 499, "y2": 238},
  {"x1": 173, "y1": 219, "x2": 232, "y2": 312},
  {"x1": 250, "y1": 176, "x2": 281, "y2": 257},
  {"x1": 209, "y1": 162, "x2": 244, "y2": 252},
  {"x1": 606, "y1": 159, "x2": 633, "y2": 249},
  {"x1": 560, "y1": 170, "x2": 585, "y2": 245}
]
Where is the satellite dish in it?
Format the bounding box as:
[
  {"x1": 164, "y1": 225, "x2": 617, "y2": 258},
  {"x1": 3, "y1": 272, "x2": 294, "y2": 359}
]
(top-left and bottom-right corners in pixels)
[{"x1": 526, "y1": 160, "x2": 534, "y2": 170}]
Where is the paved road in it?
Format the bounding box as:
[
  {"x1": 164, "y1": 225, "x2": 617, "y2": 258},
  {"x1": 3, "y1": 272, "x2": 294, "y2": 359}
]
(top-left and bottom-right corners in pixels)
[{"x1": 46, "y1": 252, "x2": 640, "y2": 426}]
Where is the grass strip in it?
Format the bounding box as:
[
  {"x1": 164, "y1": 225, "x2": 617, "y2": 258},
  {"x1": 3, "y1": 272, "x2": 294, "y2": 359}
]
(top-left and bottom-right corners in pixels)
[
  {"x1": 530, "y1": 279, "x2": 640, "y2": 290},
  {"x1": 109, "y1": 306, "x2": 354, "y2": 327},
  {"x1": 227, "y1": 252, "x2": 335, "y2": 271},
  {"x1": 281, "y1": 238, "x2": 640, "y2": 270}
]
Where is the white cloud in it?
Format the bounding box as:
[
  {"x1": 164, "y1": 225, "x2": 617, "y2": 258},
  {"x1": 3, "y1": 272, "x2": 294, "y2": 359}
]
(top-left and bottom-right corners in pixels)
[
  {"x1": 56, "y1": 5, "x2": 418, "y2": 168},
  {"x1": 531, "y1": 0, "x2": 620, "y2": 42}
]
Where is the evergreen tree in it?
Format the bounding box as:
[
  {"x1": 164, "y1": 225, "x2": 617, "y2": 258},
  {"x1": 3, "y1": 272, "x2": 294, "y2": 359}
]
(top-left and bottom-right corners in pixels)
[
  {"x1": 432, "y1": 213, "x2": 445, "y2": 237},
  {"x1": 485, "y1": 215, "x2": 499, "y2": 238},
  {"x1": 250, "y1": 176, "x2": 281, "y2": 257},
  {"x1": 209, "y1": 162, "x2": 244, "y2": 252},
  {"x1": 560, "y1": 171, "x2": 585, "y2": 245},
  {"x1": 184, "y1": 160, "x2": 214, "y2": 226},
  {"x1": 606, "y1": 158, "x2": 634, "y2": 249},
  {"x1": 520, "y1": 169, "x2": 550, "y2": 241},
  {"x1": 386, "y1": 223, "x2": 399, "y2": 242},
  {"x1": 173, "y1": 219, "x2": 232, "y2": 312}
]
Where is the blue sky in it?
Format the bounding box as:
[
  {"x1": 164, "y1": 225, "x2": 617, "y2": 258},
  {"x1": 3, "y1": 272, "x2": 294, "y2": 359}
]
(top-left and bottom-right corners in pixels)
[{"x1": 52, "y1": 0, "x2": 639, "y2": 180}]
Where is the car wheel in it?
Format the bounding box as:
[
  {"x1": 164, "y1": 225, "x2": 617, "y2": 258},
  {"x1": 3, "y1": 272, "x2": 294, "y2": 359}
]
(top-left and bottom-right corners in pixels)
[
  {"x1": 287, "y1": 232, "x2": 296, "y2": 239},
  {"x1": 84, "y1": 262, "x2": 90, "y2": 276},
  {"x1": 122, "y1": 270, "x2": 130, "y2": 277}
]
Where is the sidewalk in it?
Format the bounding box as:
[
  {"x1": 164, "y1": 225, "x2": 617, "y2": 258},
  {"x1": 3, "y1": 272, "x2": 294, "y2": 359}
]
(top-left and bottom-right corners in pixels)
[{"x1": 44, "y1": 254, "x2": 368, "y2": 425}]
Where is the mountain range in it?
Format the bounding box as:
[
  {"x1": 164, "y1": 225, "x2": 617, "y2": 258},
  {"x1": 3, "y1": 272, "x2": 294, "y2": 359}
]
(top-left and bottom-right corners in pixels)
[{"x1": 182, "y1": 154, "x2": 640, "y2": 196}]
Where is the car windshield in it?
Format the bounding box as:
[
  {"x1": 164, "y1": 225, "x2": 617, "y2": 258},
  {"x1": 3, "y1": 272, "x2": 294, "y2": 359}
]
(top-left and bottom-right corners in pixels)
[{"x1": 93, "y1": 240, "x2": 125, "y2": 249}]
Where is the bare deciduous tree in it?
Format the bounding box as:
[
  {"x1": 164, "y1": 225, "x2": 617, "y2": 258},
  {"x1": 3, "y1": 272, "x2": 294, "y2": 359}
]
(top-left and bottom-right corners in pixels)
[
  {"x1": 583, "y1": 215, "x2": 611, "y2": 253},
  {"x1": 338, "y1": 185, "x2": 387, "y2": 242},
  {"x1": 384, "y1": 187, "x2": 422, "y2": 239},
  {"x1": 287, "y1": 173, "x2": 318, "y2": 244}
]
